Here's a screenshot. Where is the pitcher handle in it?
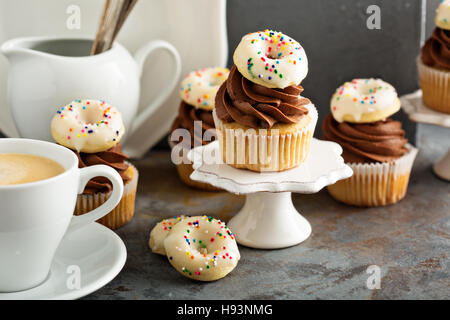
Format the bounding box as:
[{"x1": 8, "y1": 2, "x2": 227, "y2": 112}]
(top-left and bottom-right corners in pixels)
[{"x1": 129, "y1": 40, "x2": 181, "y2": 135}]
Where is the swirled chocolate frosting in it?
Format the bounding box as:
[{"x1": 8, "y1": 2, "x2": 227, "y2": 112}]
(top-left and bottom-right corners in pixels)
[
  {"x1": 322, "y1": 114, "x2": 408, "y2": 163},
  {"x1": 75, "y1": 143, "x2": 130, "y2": 195},
  {"x1": 170, "y1": 101, "x2": 216, "y2": 148},
  {"x1": 421, "y1": 27, "x2": 450, "y2": 70},
  {"x1": 215, "y1": 66, "x2": 310, "y2": 129}
]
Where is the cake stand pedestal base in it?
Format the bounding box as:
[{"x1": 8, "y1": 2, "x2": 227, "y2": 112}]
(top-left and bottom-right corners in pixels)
[
  {"x1": 227, "y1": 192, "x2": 311, "y2": 249},
  {"x1": 189, "y1": 139, "x2": 352, "y2": 249},
  {"x1": 433, "y1": 149, "x2": 450, "y2": 181}
]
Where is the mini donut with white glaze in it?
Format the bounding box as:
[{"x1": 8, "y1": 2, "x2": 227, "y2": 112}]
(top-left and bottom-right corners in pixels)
[
  {"x1": 233, "y1": 29, "x2": 308, "y2": 89},
  {"x1": 51, "y1": 99, "x2": 125, "y2": 153},
  {"x1": 149, "y1": 215, "x2": 186, "y2": 255},
  {"x1": 330, "y1": 78, "x2": 401, "y2": 123},
  {"x1": 163, "y1": 216, "x2": 240, "y2": 281},
  {"x1": 179, "y1": 67, "x2": 229, "y2": 110}
]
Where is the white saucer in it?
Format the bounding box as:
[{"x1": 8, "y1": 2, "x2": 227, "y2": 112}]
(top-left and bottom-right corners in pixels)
[{"x1": 0, "y1": 222, "x2": 126, "y2": 300}]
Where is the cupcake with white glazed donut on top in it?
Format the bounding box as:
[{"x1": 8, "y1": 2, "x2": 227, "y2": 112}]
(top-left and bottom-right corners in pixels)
[
  {"x1": 322, "y1": 79, "x2": 418, "y2": 207},
  {"x1": 214, "y1": 29, "x2": 317, "y2": 172},
  {"x1": 51, "y1": 99, "x2": 138, "y2": 229},
  {"x1": 417, "y1": 0, "x2": 450, "y2": 114},
  {"x1": 170, "y1": 67, "x2": 229, "y2": 191}
]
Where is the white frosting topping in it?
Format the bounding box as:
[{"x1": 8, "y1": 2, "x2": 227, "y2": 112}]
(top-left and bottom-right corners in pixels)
[
  {"x1": 330, "y1": 79, "x2": 399, "y2": 123},
  {"x1": 51, "y1": 99, "x2": 125, "y2": 152},
  {"x1": 179, "y1": 67, "x2": 229, "y2": 110},
  {"x1": 436, "y1": 0, "x2": 450, "y2": 30},
  {"x1": 233, "y1": 30, "x2": 308, "y2": 89}
]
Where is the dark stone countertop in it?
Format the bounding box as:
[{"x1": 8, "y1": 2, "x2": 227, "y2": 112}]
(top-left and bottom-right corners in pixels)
[{"x1": 84, "y1": 130, "x2": 450, "y2": 300}]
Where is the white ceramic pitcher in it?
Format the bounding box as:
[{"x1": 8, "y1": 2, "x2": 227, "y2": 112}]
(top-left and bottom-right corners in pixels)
[{"x1": 1, "y1": 36, "x2": 181, "y2": 144}]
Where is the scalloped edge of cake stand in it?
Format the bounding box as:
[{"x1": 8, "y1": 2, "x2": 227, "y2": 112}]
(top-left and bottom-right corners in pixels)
[
  {"x1": 189, "y1": 139, "x2": 353, "y2": 195},
  {"x1": 400, "y1": 90, "x2": 450, "y2": 128},
  {"x1": 400, "y1": 90, "x2": 450, "y2": 181},
  {"x1": 188, "y1": 139, "x2": 353, "y2": 248}
]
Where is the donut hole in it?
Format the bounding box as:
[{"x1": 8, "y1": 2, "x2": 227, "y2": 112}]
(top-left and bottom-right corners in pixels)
[
  {"x1": 360, "y1": 86, "x2": 372, "y2": 96},
  {"x1": 266, "y1": 46, "x2": 285, "y2": 60},
  {"x1": 196, "y1": 238, "x2": 222, "y2": 255},
  {"x1": 358, "y1": 80, "x2": 381, "y2": 96},
  {"x1": 83, "y1": 107, "x2": 106, "y2": 125}
]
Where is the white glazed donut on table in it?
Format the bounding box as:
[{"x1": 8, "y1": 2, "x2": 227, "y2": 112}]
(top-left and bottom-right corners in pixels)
[
  {"x1": 149, "y1": 215, "x2": 186, "y2": 255},
  {"x1": 330, "y1": 78, "x2": 401, "y2": 123},
  {"x1": 233, "y1": 29, "x2": 308, "y2": 89},
  {"x1": 163, "y1": 216, "x2": 240, "y2": 281},
  {"x1": 179, "y1": 67, "x2": 230, "y2": 110},
  {"x1": 51, "y1": 99, "x2": 125, "y2": 153}
]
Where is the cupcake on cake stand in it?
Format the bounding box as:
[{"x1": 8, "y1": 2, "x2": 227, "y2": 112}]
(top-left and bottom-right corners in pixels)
[
  {"x1": 188, "y1": 139, "x2": 352, "y2": 249},
  {"x1": 409, "y1": 0, "x2": 450, "y2": 181},
  {"x1": 401, "y1": 90, "x2": 450, "y2": 181},
  {"x1": 185, "y1": 29, "x2": 352, "y2": 249}
]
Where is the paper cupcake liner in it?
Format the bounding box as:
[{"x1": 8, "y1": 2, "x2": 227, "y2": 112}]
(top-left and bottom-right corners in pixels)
[
  {"x1": 327, "y1": 145, "x2": 418, "y2": 207},
  {"x1": 169, "y1": 140, "x2": 222, "y2": 191},
  {"x1": 213, "y1": 104, "x2": 318, "y2": 172},
  {"x1": 417, "y1": 57, "x2": 450, "y2": 114},
  {"x1": 74, "y1": 163, "x2": 138, "y2": 230}
]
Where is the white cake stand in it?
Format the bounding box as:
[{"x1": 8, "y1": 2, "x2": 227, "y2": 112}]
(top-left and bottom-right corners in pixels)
[
  {"x1": 401, "y1": 90, "x2": 450, "y2": 181},
  {"x1": 188, "y1": 139, "x2": 353, "y2": 249}
]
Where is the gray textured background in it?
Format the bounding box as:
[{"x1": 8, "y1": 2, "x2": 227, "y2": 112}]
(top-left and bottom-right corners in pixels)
[{"x1": 427, "y1": 0, "x2": 442, "y2": 37}]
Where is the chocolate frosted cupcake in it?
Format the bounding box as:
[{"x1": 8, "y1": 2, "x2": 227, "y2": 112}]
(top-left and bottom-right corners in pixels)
[
  {"x1": 323, "y1": 79, "x2": 418, "y2": 207},
  {"x1": 214, "y1": 30, "x2": 317, "y2": 172},
  {"x1": 417, "y1": 0, "x2": 450, "y2": 113},
  {"x1": 170, "y1": 67, "x2": 229, "y2": 191},
  {"x1": 322, "y1": 116, "x2": 408, "y2": 164},
  {"x1": 171, "y1": 101, "x2": 216, "y2": 148},
  {"x1": 73, "y1": 144, "x2": 138, "y2": 229},
  {"x1": 51, "y1": 99, "x2": 138, "y2": 229}
]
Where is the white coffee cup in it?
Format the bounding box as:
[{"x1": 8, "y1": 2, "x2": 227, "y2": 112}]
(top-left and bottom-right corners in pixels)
[{"x1": 0, "y1": 138, "x2": 124, "y2": 292}]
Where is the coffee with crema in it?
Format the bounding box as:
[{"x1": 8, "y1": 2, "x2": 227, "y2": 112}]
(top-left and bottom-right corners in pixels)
[{"x1": 0, "y1": 153, "x2": 65, "y2": 185}]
